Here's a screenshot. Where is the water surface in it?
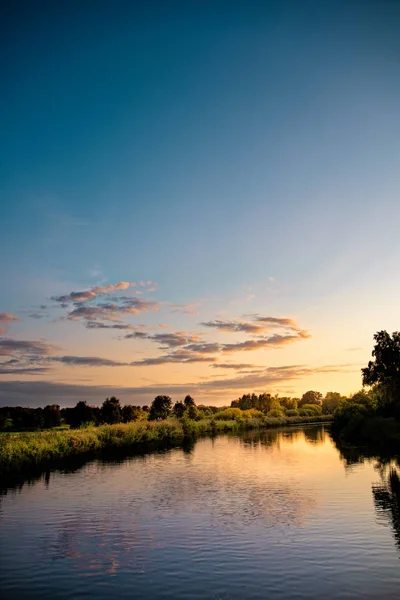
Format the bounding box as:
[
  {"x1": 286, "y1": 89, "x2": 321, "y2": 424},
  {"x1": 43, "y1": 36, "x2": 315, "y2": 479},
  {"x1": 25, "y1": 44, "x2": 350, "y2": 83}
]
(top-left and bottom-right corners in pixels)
[{"x1": 1, "y1": 425, "x2": 399, "y2": 599}]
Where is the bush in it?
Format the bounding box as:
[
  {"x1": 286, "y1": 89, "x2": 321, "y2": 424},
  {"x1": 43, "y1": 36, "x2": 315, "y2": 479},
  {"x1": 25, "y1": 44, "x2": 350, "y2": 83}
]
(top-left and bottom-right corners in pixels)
[
  {"x1": 214, "y1": 408, "x2": 243, "y2": 420},
  {"x1": 268, "y1": 409, "x2": 285, "y2": 418},
  {"x1": 300, "y1": 404, "x2": 322, "y2": 416},
  {"x1": 285, "y1": 408, "x2": 299, "y2": 417}
]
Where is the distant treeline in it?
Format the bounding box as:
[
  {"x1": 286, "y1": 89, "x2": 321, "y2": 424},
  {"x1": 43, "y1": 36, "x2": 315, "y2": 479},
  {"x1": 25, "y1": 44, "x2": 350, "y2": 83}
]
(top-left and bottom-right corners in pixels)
[{"x1": 0, "y1": 389, "x2": 349, "y2": 432}]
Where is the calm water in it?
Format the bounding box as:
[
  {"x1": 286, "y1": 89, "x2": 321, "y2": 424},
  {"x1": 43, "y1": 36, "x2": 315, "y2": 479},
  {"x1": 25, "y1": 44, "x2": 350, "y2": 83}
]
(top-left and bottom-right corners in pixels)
[{"x1": 1, "y1": 425, "x2": 400, "y2": 599}]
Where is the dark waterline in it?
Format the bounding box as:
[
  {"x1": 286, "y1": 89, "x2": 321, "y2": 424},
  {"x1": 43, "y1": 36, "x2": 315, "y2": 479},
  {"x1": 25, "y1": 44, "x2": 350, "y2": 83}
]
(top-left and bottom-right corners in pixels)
[{"x1": 0, "y1": 425, "x2": 399, "y2": 599}]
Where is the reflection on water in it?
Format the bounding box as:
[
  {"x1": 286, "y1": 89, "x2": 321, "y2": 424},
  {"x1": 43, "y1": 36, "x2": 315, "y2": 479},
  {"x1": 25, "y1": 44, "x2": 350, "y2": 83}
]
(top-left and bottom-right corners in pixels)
[
  {"x1": 1, "y1": 425, "x2": 400, "y2": 599},
  {"x1": 373, "y1": 468, "x2": 400, "y2": 553}
]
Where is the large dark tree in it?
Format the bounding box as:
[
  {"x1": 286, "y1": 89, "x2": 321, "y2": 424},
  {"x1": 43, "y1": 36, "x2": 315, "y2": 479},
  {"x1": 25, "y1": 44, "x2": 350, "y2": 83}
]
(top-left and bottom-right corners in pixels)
[
  {"x1": 362, "y1": 331, "x2": 400, "y2": 413},
  {"x1": 42, "y1": 404, "x2": 61, "y2": 428},
  {"x1": 65, "y1": 401, "x2": 95, "y2": 427},
  {"x1": 102, "y1": 397, "x2": 122, "y2": 424},
  {"x1": 184, "y1": 395, "x2": 195, "y2": 408},
  {"x1": 149, "y1": 395, "x2": 172, "y2": 420},
  {"x1": 173, "y1": 401, "x2": 185, "y2": 418},
  {"x1": 362, "y1": 331, "x2": 400, "y2": 386}
]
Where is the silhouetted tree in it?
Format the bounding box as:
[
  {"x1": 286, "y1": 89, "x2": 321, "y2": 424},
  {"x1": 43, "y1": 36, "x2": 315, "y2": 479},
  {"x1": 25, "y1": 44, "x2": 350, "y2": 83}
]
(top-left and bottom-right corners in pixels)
[
  {"x1": 184, "y1": 395, "x2": 195, "y2": 408},
  {"x1": 362, "y1": 331, "x2": 400, "y2": 414},
  {"x1": 149, "y1": 395, "x2": 172, "y2": 420},
  {"x1": 122, "y1": 404, "x2": 142, "y2": 422},
  {"x1": 173, "y1": 401, "x2": 185, "y2": 418},
  {"x1": 42, "y1": 404, "x2": 61, "y2": 428},
  {"x1": 65, "y1": 401, "x2": 95, "y2": 427},
  {"x1": 102, "y1": 397, "x2": 122, "y2": 424}
]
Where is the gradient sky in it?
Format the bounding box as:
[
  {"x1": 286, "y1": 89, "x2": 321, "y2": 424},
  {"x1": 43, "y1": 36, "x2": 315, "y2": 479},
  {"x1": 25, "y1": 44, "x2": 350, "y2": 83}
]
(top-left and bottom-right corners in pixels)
[{"x1": 1, "y1": 0, "x2": 400, "y2": 407}]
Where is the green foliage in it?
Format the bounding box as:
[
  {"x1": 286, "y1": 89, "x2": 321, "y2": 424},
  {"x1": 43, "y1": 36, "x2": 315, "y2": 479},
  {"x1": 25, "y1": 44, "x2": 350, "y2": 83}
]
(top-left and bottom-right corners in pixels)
[
  {"x1": 299, "y1": 390, "x2": 323, "y2": 407},
  {"x1": 121, "y1": 405, "x2": 142, "y2": 423},
  {"x1": 173, "y1": 401, "x2": 185, "y2": 418},
  {"x1": 362, "y1": 331, "x2": 400, "y2": 415},
  {"x1": 149, "y1": 395, "x2": 172, "y2": 420},
  {"x1": 186, "y1": 404, "x2": 199, "y2": 420},
  {"x1": 268, "y1": 409, "x2": 285, "y2": 418},
  {"x1": 300, "y1": 404, "x2": 322, "y2": 416},
  {"x1": 322, "y1": 392, "x2": 343, "y2": 415},
  {"x1": 285, "y1": 408, "x2": 299, "y2": 417},
  {"x1": 280, "y1": 397, "x2": 298, "y2": 410},
  {"x1": 214, "y1": 408, "x2": 243, "y2": 420}
]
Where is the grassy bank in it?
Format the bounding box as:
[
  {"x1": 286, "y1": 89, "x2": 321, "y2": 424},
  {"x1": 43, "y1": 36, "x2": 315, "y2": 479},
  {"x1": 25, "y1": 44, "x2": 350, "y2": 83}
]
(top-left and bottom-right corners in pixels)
[{"x1": 0, "y1": 414, "x2": 332, "y2": 477}]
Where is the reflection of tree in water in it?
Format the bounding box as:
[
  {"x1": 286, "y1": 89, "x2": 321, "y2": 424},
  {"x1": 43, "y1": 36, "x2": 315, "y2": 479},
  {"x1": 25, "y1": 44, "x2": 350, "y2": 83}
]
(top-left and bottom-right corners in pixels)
[
  {"x1": 373, "y1": 468, "x2": 400, "y2": 553},
  {"x1": 303, "y1": 426, "x2": 325, "y2": 445},
  {"x1": 331, "y1": 431, "x2": 400, "y2": 555}
]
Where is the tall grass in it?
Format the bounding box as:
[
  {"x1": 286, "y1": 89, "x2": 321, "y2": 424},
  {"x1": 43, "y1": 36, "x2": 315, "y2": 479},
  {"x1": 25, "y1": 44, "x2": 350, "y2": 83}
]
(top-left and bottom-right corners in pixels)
[{"x1": 0, "y1": 414, "x2": 332, "y2": 476}]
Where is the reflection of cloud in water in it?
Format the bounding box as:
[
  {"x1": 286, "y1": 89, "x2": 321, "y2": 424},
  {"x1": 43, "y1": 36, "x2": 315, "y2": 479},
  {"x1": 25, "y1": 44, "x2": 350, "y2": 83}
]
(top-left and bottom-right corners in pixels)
[{"x1": 5, "y1": 428, "x2": 322, "y2": 577}]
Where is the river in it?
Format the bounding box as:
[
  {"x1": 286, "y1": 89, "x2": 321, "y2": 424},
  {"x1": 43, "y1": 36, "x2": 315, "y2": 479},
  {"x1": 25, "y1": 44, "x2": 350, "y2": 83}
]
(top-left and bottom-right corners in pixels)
[{"x1": 0, "y1": 425, "x2": 399, "y2": 599}]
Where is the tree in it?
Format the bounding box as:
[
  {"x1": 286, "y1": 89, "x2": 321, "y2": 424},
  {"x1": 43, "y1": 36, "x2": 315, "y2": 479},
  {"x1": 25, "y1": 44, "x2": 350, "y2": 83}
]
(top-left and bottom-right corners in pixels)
[
  {"x1": 102, "y1": 397, "x2": 122, "y2": 424},
  {"x1": 66, "y1": 401, "x2": 95, "y2": 428},
  {"x1": 362, "y1": 331, "x2": 400, "y2": 413},
  {"x1": 149, "y1": 395, "x2": 172, "y2": 420},
  {"x1": 173, "y1": 401, "x2": 185, "y2": 418},
  {"x1": 184, "y1": 395, "x2": 195, "y2": 408},
  {"x1": 323, "y1": 392, "x2": 343, "y2": 414},
  {"x1": 122, "y1": 405, "x2": 142, "y2": 423},
  {"x1": 42, "y1": 404, "x2": 61, "y2": 428},
  {"x1": 299, "y1": 390, "x2": 322, "y2": 407}
]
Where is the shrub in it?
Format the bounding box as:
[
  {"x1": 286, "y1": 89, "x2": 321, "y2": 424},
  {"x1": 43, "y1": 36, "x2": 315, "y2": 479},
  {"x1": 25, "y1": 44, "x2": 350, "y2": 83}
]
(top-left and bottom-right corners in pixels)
[
  {"x1": 214, "y1": 408, "x2": 243, "y2": 420},
  {"x1": 285, "y1": 408, "x2": 299, "y2": 417},
  {"x1": 300, "y1": 404, "x2": 322, "y2": 416},
  {"x1": 268, "y1": 409, "x2": 285, "y2": 418}
]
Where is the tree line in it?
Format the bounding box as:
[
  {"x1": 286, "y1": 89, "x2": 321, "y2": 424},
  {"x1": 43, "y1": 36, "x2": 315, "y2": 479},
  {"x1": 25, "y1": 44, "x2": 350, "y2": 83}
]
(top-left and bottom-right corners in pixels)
[{"x1": 0, "y1": 389, "x2": 347, "y2": 432}]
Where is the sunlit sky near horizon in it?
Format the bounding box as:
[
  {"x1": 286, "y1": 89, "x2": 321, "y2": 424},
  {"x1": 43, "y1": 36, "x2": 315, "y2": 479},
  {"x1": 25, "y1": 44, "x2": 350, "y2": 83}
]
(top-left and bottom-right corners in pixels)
[{"x1": 1, "y1": 0, "x2": 400, "y2": 407}]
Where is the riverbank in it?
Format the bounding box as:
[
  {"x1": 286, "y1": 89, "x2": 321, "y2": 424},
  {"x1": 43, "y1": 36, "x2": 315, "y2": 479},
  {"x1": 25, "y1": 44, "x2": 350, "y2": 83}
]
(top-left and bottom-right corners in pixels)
[{"x1": 0, "y1": 414, "x2": 332, "y2": 477}]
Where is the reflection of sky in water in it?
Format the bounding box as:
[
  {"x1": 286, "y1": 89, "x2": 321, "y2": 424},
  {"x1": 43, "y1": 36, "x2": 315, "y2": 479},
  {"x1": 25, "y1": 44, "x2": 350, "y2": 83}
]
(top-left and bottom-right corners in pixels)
[{"x1": 1, "y1": 426, "x2": 400, "y2": 599}]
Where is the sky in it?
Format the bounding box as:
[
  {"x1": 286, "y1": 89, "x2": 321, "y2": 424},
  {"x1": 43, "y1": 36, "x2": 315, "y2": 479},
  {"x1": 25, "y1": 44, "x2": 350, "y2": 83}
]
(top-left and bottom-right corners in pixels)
[{"x1": 1, "y1": 0, "x2": 400, "y2": 407}]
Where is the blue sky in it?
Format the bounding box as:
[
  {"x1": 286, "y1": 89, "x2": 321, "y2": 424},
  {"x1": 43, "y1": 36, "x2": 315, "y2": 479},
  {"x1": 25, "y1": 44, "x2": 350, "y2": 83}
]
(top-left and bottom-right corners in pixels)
[{"x1": 1, "y1": 1, "x2": 400, "y2": 406}]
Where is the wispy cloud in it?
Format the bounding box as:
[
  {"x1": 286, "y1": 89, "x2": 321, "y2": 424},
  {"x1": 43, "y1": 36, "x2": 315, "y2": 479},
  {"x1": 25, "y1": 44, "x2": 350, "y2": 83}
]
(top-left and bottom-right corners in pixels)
[
  {"x1": 52, "y1": 356, "x2": 130, "y2": 367},
  {"x1": 132, "y1": 351, "x2": 217, "y2": 366},
  {"x1": 0, "y1": 313, "x2": 22, "y2": 323},
  {"x1": 125, "y1": 331, "x2": 203, "y2": 348},
  {"x1": 201, "y1": 319, "x2": 265, "y2": 334},
  {"x1": 168, "y1": 301, "x2": 202, "y2": 315},
  {"x1": 211, "y1": 363, "x2": 259, "y2": 370},
  {"x1": 52, "y1": 281, "x2": 134, "y2": 304},
  {"x1": 0, "y1": 338, "x2": 57, "y2": 356}
]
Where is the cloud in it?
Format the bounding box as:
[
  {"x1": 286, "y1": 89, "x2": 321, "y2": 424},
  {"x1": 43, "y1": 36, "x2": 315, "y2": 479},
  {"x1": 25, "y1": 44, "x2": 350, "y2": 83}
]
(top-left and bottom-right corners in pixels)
[
  {"x1": 0, "y1": 313, "x2": 21, "y2": 323},
  {"x1": 67, "y1": 298, "x2": 159, "y2": 323},
  {"x1": 0, "y1": 366, "x2": 50, "y2": 375},
  {"x1": 201, "y1": 315, "x2": 310, "y2": 339},
  {"x1": 132, "y1": 350, "x2": 217, "y2": 366},
  {"x1": 85, "y1": 321, "x2": 144, "y2": 330},
  {"x1": 0, "y1": 338, "x2": 57, "y2": 356},
  {"x1": 124, "y1": 331, "x2": 203, "y2": 348},
  {"x1": 211, "y1": 363, "x2": 259, "y2": 370},
  {"x1": 184, "y1": 342, "x2": 222, "y2": 354},
  {"x1": 201, "y1": 320, "x2": 265, "y2": 334},
  {"x1": 52, "y1": 281, "x2": 133, "y2": 304},
  {"x1": 221, "y1": 331, "x2": 311, "y2": 353},
  {"x1": 168, "y1": 302, "x2": 202, "y2": 315},
  {"x1": 52, "y1": 356, "x2": 130, "y2": 367}
]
